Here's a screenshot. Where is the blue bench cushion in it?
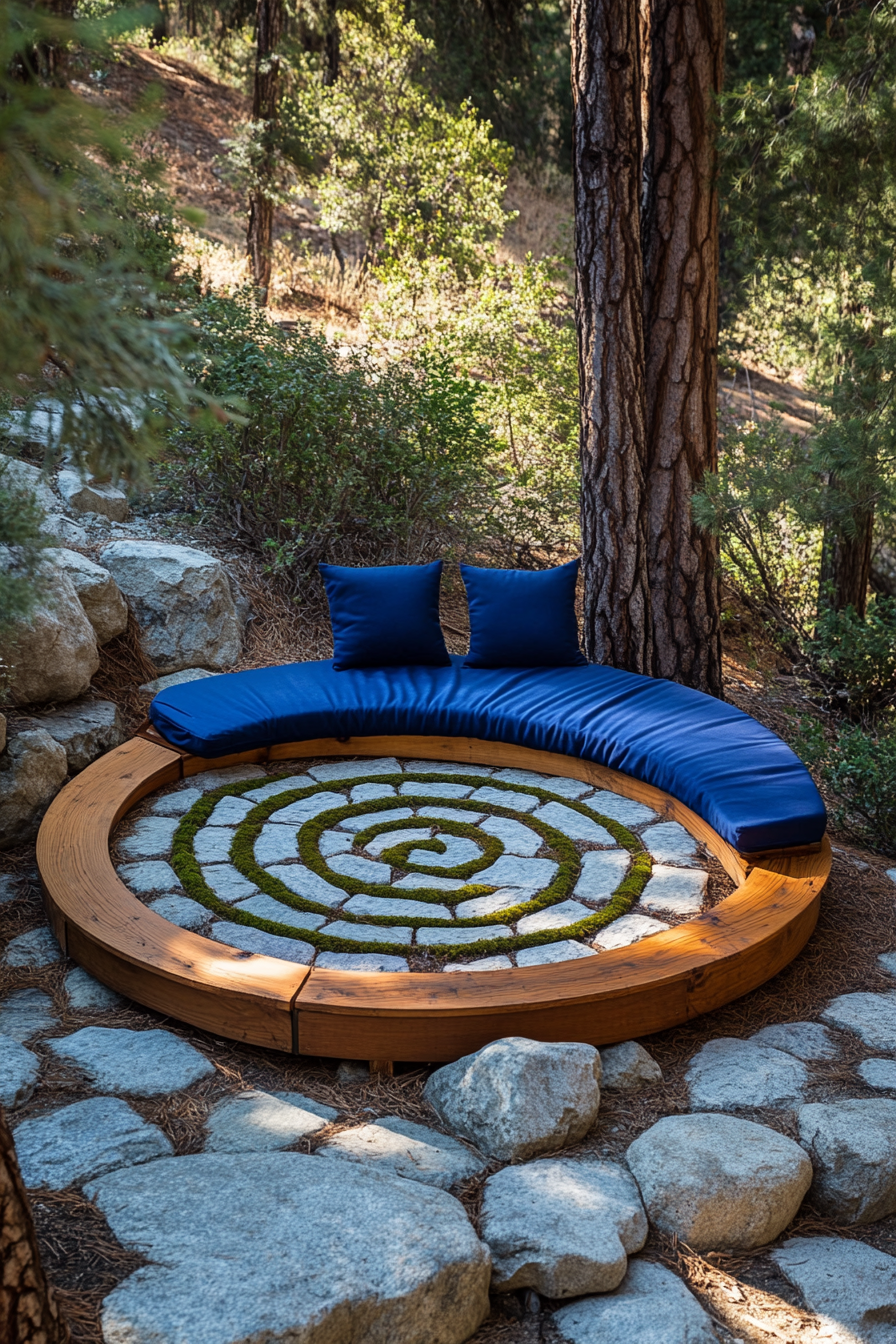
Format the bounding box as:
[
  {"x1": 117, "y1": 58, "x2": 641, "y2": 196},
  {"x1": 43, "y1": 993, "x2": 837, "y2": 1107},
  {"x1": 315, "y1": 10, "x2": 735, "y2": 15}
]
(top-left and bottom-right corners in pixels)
[{"x1": 149, "y1": 657, "x2": 826, "y2": 855}]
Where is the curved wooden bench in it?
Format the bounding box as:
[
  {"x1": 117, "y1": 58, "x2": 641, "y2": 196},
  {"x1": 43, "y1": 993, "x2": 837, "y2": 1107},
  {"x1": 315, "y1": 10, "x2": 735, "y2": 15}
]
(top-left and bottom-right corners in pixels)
[{"x1": 36, "y1": 735, "x2": 831, "y2": 1062}]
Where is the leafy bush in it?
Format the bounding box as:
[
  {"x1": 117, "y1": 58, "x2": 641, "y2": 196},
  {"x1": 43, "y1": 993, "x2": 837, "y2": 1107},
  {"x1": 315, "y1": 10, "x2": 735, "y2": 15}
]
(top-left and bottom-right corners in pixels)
[
  {"x1": 806, "y1": 598, "x2": 896, "y2": 718},
  {"x1": 167, "y1": 293, "x2": 497, "y2": 584},
  {"x1": 798, "y1": 715, "x2": 896, "y2": 852}
]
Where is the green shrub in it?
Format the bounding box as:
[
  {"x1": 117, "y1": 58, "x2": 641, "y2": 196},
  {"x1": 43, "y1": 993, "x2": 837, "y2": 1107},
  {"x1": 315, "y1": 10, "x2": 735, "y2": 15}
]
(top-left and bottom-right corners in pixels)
[
  {"x1": 167, "y1": 292, "x2": 497, "y2": 584},
  {"x1": 797, "y1": 716, "x2": 896, "y2": 853},
  {"x1": 806, "y1": 597, "x2": 896, "y2": 718}
]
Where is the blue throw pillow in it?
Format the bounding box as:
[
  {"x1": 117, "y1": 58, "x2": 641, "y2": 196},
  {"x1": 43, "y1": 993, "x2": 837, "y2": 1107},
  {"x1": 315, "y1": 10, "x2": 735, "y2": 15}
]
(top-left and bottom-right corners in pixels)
[
  {"x1": 461, "y1": 559, "x2": 587, "y2": 668},
  {"x1": 320, "y1": 561, "x2": 451, "y2": 670}
]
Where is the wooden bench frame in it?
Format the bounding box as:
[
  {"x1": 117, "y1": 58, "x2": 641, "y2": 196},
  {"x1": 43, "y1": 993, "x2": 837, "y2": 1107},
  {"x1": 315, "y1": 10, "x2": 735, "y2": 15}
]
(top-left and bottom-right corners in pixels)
[{"x1": 36, "y1": 734, "x2": 831, "y2": 1063}]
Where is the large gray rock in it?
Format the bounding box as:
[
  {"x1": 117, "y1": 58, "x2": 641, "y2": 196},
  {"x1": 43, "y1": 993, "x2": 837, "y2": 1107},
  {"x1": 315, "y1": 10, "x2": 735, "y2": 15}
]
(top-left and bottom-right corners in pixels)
[
  {"x1": 822, "y1": 992, "x2": 896, "y2": 1050},
  {"x1": 600, "y1": 1041, "x2": 663, "y2": 1090},
  {"x1": 0, "y1": 1033, "x2": 40, "y2": 1108},
  {"x1": 13, "y1": 1095, "x2": 173, "y2": 1188},
  {"x1": 423, "y1": 1037, "x2": 602, "y2": 1162},
  {"x1": 48, "y1": 1026, "x2": 215, "y2": 1095},
  {"x1": 88, "y1": 1153, "x2": 491, "y2": 1344},
  {"x1": 0, "y1": 455, "x2": 58, "y2": 513},
  {"x1": 49, "y1": 548, "x2": 128, "y2": 644},
  {"x1": 481, "y1": 1159, "x2": 647, "y2": 1297},
  {"x1": 101, "y1": 540, "x2": 244, "y2": 674},
  {"x1": 204, "y1": 1090, "x2": 336, "y2": 1152},
  {"x1": 0, "y1": 988, "x2": 56, "y2": 1042},
  {"x1": 0, "y1": 729, "x2": 68, "y2": 848},
  {"x1": 625, "y1": 1113, "x2": 812, "y2": 1251},
  {"x1": 552, "y1": 1259, "x2": 718, "y2": 1344},
  {"x1": 4, "y1": 568, "x2": 99, "y2": 705},
  {"x1": 685, "y1": 1037, "x2": 808, "y2": 1110},
  {"x1": 21, "y1": 699, "x2": 124, "y2": 773},
  {"x1": 773, "y1": 1236, "x2": 896, "y2": 1344},
  {"x1": 57, "y1": 468, "x2": 128, "y2": 521},
  {"x1": 318, "y1": 1117, "x2": 486, "y2": 1190},
  {"x1": 798, "y1": 1099, "x2": 896, "y2": 1225}
]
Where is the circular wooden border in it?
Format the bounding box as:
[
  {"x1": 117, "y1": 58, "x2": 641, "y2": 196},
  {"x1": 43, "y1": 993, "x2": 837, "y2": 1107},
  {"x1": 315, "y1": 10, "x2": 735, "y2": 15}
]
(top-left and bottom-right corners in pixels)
[{"x1": 36, "y1": 734, "x2": 830, "y2": 1062}]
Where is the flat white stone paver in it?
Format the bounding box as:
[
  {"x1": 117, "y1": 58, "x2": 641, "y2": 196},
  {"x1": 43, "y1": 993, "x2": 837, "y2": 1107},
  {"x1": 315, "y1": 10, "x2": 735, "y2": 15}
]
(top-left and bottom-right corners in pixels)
[
  {"x1": 194, "y1": 827, "x2": 237, "y2": 865},
  {"x1": 574, "y1": 850, "x2": 630, "y2": 903},
  {"x1": 887, "y1": 868, "x2": 896, "y2": 885},
  {"x1": 475, "y1": 856, "x2": 557, "y2": 888},
  {"x1": 478, "y1": 815, "x2": 542, "y2": 856},
  {"x1": 639, "y1": 821, "x2": 701, "y2": 866},
  {"x1": 65, "y1": 967, "x2": 124, "y2": 1011},
  {"x1": 117, "y1": 816, "x2": 180, "y2": 860},
  {"x1": 583, "y1": 791, "x2": 660, "y2": 828},
  {"x1": 232, "y1": 895, "x2": 326, "y2": 931},
  {"x1": 242, "y1": 775, "x2": 310, "y2": 802},
  {"x1": 205, "y1": 1090, "x2": 337, "y2": 1152},
  {"x1": 267, "y1": 866, "x2": 347, "y2": 906},
  {"x1": 308, "y1": 757, "x2": 400, "y2": 781},
  {"x1": 192, "y1": 766, "x2": 264, "y2": 790},
  {"x1": 87, "y1": 1152, "x2": 490, "y2": 1344},
  {"x1": 318, "y1": 1116, "x2": 486, "y2": 1189},
  {"x1": 685, "y1": 1038, "x2": 808, "y2": 1110},
  {"x1": 416, "y1": 926, "x2": 512, "y2": 946},
  {"x1": 406, "y1": 837, "x2": 482, "y2": 868},
  {"x1": 591, "y1": 914, "x2": 670, "y2": 951},
  {"x1": 117, "y1": 861, "x2": 183, "y2": 894},
  {"x1": 455, "y1": 889, "x2": 530, "y2": 919},
  {"x1": 392, "y1": 874, "x2": 466, "y2": 891},
  {"x1": 13, "y1": 1095, "x2": 173, "y2": 1188},
  {"x1": 269, "y1": 792, "x2": 345, "y2": 824},
  {"x1": 150, "y1": 787, "x2": 203, "y2": 816},
  {"x1": 859, "y1": 1058, "x2": 896, "y2": 1091},
  {"x1": 48, "y1": 1026, "x2": 215, "y2": 1096},
  {"x1": 207, "y1": 796, "x2": 255, "y2": 826},
  {"x1": 319, "y1": 829, "x2": 353, "y2": 856},
  {"x1": 773, "y1": 1236, "x2": 896, "y2": 1343},
  {"x1": 516, "y1": 941, "x2": 598, "y2": 967},
  {"x1": 879, "y1": 951, "x2": 896, "y2": 977},
  {"x1": 0, "y1": 1034, "x2": 40, "y2": 1108},
  {"x1": 0, "y1": 988, "x2": 56, "y2": 1042},
  {"x1": 532, "y1": 802, "x2": 615, "y2": 844},
  {"x1": 148, "y1": 896, "x2": 210, "y2": 931},
  {"x1": 314, "y1": 952, "x2": 410, "y2": 972},
  {"x1": 343, "y1": 895, "x2": 453, "y2": 921},
  {"x1": 470, "y1": 786, "x2": 538, "y2": 812},
  {"x1": 201, "y1": 865, "x2": 259, "y2": 904},
  {"x1": 418, "y1": 806, "x2": 486, "y2": 824},
  {"x1": 350, "y1": 782, "x2": 396, "y2": 802},
  {"x1": 338, "y1": 807, "x2": 414, "y2": 832},
  {"x1": 399, "y1": 781, "x2": 472, "y2": 799},
  {"x1": 327, "y1": 853, "x2": 392, "y2": 883},
  {"x1": 252, "y1": 824, "x2": 298, "y2": 865},
  {"x1": 750, "y1": 1021, "x2": 839, "y2": 1061},
  {"x1": 209, "y1": 924, "x2": 315, "y2": 963},
  {"x1": 364, "y1": 827, "x2": 429, "y2": 855},
  {"x1": 553, "y1": 1259, "x2": 717, "y2": 1344},
  {"x1": 0, "y1": 875, "x2": 23, "y2": 903},
  {"x1": 404, "y1": 760, "x2": 493, "y2": 776},
  {"x1": 640, "y1": 866, "x2": 707, "y2": 915},
  {"x1": 443, "y1": 956, "x2": 513, "y2": 972},
  {"x1": 321, "y1": 921, "x2": 412, "y2": 945},
  {"x1": 3, "y1": 927, "x2": 62, "y2": 967},
  {"x1": 492, "y1": 768, "x2": 592, "y2": 799},
  {"x1": 822, "y1": 991, "x2": 896, "y2": 1049},
  {"x1": 516, "y1": 900, "x2": 593, "y2": 935}
]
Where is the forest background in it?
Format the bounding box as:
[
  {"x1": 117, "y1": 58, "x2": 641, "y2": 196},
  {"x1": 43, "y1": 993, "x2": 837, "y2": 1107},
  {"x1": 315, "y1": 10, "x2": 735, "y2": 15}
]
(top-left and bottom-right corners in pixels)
[{"x1": 1, "y1": 0, "x2": 895, "y2": 853}]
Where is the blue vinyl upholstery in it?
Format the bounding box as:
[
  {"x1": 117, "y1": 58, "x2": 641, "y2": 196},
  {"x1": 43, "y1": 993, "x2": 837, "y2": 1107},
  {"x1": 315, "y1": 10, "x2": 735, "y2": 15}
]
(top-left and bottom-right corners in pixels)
[{"x1": 149, "y1": 657, "x2": 826, "y2": 854}]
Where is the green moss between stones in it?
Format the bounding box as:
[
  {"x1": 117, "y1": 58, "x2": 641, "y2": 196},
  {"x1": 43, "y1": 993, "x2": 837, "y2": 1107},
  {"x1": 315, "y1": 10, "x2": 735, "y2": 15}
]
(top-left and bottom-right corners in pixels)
[{"x1": 168, "y1": 768, "x2": 654, "y2": 959}]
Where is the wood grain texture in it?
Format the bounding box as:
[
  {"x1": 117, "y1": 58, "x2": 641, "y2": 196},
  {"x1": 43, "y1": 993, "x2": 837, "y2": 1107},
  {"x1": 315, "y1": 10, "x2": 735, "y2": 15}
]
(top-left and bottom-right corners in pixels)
[{"x1": 36, "y1": 734, "x2": 830, "y2": 1062}]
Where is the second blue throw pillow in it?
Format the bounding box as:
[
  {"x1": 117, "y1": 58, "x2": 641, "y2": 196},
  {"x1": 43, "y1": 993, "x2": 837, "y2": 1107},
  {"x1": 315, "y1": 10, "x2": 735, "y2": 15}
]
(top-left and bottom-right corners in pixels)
[{"x1": 461, "y1": 559, "x2": 586, "y2": 668}]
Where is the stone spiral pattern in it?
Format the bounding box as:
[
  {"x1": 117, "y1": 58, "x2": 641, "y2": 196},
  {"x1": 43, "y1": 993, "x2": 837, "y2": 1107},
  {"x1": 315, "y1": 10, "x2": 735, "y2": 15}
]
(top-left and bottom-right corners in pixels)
[{"x1": 166, "y1": 758, "x2": 712, "y2": 973}]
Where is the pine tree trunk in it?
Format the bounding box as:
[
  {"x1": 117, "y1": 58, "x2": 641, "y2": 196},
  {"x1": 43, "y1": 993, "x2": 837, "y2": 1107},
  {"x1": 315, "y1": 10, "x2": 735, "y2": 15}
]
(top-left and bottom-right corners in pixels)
[
  {"x1": 246, "y1": 0, "x2": 284, "y2": 298},
  {"x1": 572, "y1": 0, "x2": 652, "y2": 673},
  {"x1": 641, "y1": 0, "x2": 724, "y2": 697},
  {"x1": 0, "y1": 1104, "x2": 70, "y2": 1344},
  {"x1": 819, "y1": 504, "x2": 874, "y2": 616}
]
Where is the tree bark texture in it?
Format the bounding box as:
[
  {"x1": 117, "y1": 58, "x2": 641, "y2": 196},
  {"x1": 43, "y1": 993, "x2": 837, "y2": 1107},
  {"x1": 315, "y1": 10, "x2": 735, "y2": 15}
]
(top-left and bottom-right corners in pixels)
[
  {"x1": 246, "y1": 0, "x2": 284, "y2": 297},
  {"x1": 572, "y1": 0, "x2": 652, "y2": 673},
  {"x1": 0, "y1": 1104, "x2": 70, "y2": 1344},
  {"x1": 819, "y1": 505, "x2": 874, "y2": 616},
  {"x1": 642, "y1": 0, "x2": 724, "y2": 696}
]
